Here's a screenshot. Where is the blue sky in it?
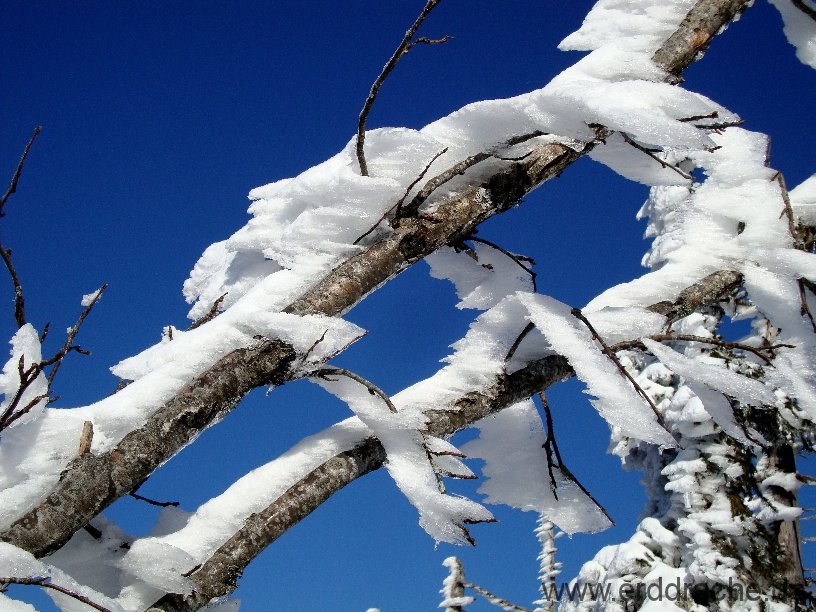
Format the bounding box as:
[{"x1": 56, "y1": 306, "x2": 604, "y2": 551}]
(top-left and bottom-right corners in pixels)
[{"x1": 2, "y1": 2, "x2": 816, "y2": 610}]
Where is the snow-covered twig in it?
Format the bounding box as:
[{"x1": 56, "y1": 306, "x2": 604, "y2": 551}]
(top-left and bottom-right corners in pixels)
[
  {"x1": 571, "y1": 307, "x2": 673, "y2": 436},
  {"x1": 354, "y1": 147, "x2": 449, "y2": 245},
  {"x1": 0, "y1": 576, "x2": 111, "y2": 612}
]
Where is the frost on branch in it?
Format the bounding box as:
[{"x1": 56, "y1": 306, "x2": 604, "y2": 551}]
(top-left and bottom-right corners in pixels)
[
  {"x1": 312, "y1": 372, "x2": 493, "y2": 545},
  {"x1": 0, "y1": 324, "x2": 47, "y2": 430},
  {"x1": 439, "y1": 556, "x2": 474, "y2": 611},
  {"x1": 769, "y1": 0, "x2": 816, "y2": 69},
  {"x1": 462, "y1": 400, "x2": 611, "y2": 536}
]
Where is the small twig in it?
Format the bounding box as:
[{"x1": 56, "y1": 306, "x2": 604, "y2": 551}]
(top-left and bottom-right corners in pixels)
[
  {"x1": 462, "y1": 581, "x2": 533, "y2": 612},
  {"x1": 0, "y1": 126, "x2": 42, "y2": 216},
  {"x1": 398, "y1": 151, "x2": 493, "y2": 219},
  {"x1": 571, "y1": 308, "x2": 674, "y2": 437},
  {"x1": 312, "y1": 367, "x2": 398, "y2": 413},
  {"x1": 466, "y1": 235, "x2": 537, "y2": 291},
  {"x1": 540, "y1": 393, "x2": 562, "y2": 498},
  {"x1": 354, "y1": 147, "x2": 448, "y2": 245},
  {"x1": 356, "y1": 0, "x2": 448, "y2": 176},
  {"x1": 188, "y1": 292, "x2": 228, "y2": 330},
  {"x1": 46, "y1": 284, "x2": 107, "y2": 387},
  {"x1": 0, "y1": 246, "x2": 26, "y2": 328},
  {"x1": 678, "y1": 111, "x2": 719, "y2": 122},
  {"x1": 773, "y1": 171, "x2": 799, "y2": 242},
  {"x1": 0, "y1": 576, "x2": 111, "y2": 612},
  {"x1": 619, "y1": 132, "x2": 692, "y2": 180},
  {"x1": 505, "y1": 321, "x2": 536, "y2": 362},
  {"x1": 0, "y1": 392, "x2": 49, "y2": 430},
  {"x1": 290, "y1": 329, "x2": 330, "y2": 374},
  {"x1": 130, "y1": 491, "x2": 180, "y2": 508},
  {"x1": 539, "y1": 392, "x2": 613, "y2": 524},
  {"x1": 77, "y1": 421, "x2": 94, "y2": 455},
  {"x1": 406, "y1": 34, "x2": 453, "y2": 49},
  {"x1": 792, "y1": 0, "x2": 816, "y2": 22},
  {"x1": 612, "y1": 333, "x2": 795, "y2": 366}
]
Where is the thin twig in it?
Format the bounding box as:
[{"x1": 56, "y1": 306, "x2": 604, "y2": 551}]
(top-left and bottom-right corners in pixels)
[
  {"x1": 571, "y1": 308, "x2": 674, "y2": 437},
  {"x1": 799, "y1": 279, "x2": 816, "y2": 333},
  {"x1": 0, "y1": 246, "x2": 26, "y2": 328},
  {"x1": 792, "y1": 0, "x2": 816, "y2": 21},
  {"x1": 539, "y1": 392, "x2": 613, "y2": 524},
  {"x1": 398, "y1": 151, "x2": 493, "y2": 219},
  {"x1": 612, "y1": 333, "x2": 795, "y2": 366},
  {"x1": 467, "y1": 235, "x2": 537, "y2": 291},
  {"x1": 46, "y1": 284, "x2": 107, "y2": 388},
  {"x1": 773, "y1": 171, "x2": 798, "y2": 242},
  {"x1": 619, "y1": 132, "x2": 692, "y2": 180},
  {"x1": 540, "y1": 393, "x2": 561, "y2": 498},
  {"x1": 0, "y1": 126, "x2": 42, "y2": 216},
  {"x1": 312, "y1": 367, "x2": 398, "y2": 413},
  {"x1": 188, "y1": 292, "x2": 228, "y2": 330},
  {"x1": 130, "y1": 491, "x2": 180, "y2": 508},
  {"x1": 356, "y1": 0, "x2": 448, "y2": 176},
  {"x1": 678, "y1": 111, "x2": 720, "y2": 122},
  {"x1": 0, "y1": 576, "x2": 111, "y2": 612},
  {"x1": 354, "y1": 147, "x2": 448, "y2": 245},
  {"x1": 462, "y1": 581, "x2": 533, "y2": 612},
  {"x1": 505, "y1": 321, "x2": 536, "y2": 362}
]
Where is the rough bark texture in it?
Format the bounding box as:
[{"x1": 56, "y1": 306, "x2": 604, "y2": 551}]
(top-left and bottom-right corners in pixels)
[
  {"x1": 651, "y1": 0, "x2": 752, "y2": 80},
  {"x1": 2, "y1": 340, "x2": 297, "y2": 557}
]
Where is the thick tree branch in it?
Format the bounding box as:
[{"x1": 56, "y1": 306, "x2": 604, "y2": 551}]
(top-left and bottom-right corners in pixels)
[
  {"x1": 152, "y1": 270, "x2": 742, "y2": 610},
  {"x1": 0, "y1": 0, "x2": 753, "y2": 570},
  {"x1": 651, "y1": 0, "x2": 752, "y2": 82}
]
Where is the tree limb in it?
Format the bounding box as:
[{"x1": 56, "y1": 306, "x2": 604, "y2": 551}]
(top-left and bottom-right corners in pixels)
[
  {"x1": 0, "y1": 0, "x2": 753, "y2": 569},
  {"x1": 152, "y1": 270, "x2": 742, "y2": 610}
]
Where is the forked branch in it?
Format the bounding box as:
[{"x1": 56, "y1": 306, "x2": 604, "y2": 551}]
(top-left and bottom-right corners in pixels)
[{"x1": 356, "y1": 0, "x2": 449, "y2": 176}]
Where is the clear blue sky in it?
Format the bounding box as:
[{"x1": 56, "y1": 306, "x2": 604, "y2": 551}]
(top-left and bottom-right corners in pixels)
[{"x1": 2, "y1": 2, "x2": 815, "y2": 610}]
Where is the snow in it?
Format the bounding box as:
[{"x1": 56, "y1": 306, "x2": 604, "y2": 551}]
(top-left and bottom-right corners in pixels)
[
  {"x1": 519, "y1": 294, "x2": 676, "y2": 447},
  {"x1": 461, "y1": 400, "x2": 612, "y2": 535},
  {"x1": 0, "y1": 324, "x2": 48, "y2": 429},
  {"x1": 769, "y1": 0, "x2": 816, "y2": 68},
  {"x1": 426, "y1": 242, "x2": 535, "y2": 310}
]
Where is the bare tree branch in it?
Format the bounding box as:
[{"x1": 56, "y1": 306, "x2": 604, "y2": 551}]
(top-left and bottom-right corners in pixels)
[
  {"x1": 0, "y1": 126, "x2": 42, "y2": 216},
  {"x1": 0, "y1": 576, "x2": 111, "y2": 612},
  {"x1": 619, "y1": 132, "x2": 692, "y2": 180},
  {"x1": 310, "y1": 366, "x2": 398, "y2": 413},
  {"x1": 356, "y1": 0, "x2": 448, "y2": 176},
  {"x1": 0, "y1": 127, "x2": 42, "y2": 329},
  {"x1": 46, "y1": 284, "x2": 107, "y2": 388},
  {"x1": 187, "y1": 292, "x2": 227, "y2": 331},
  {"x1": 571, "y1": 307, "x2": 674, "y2": 437}
]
